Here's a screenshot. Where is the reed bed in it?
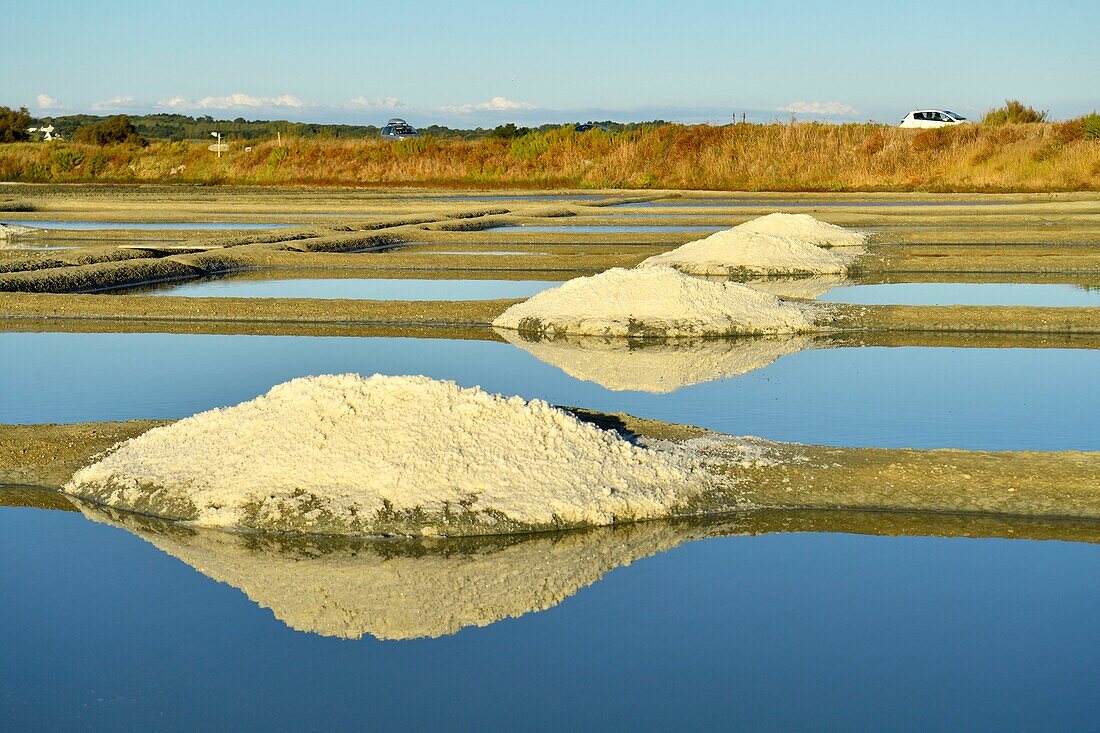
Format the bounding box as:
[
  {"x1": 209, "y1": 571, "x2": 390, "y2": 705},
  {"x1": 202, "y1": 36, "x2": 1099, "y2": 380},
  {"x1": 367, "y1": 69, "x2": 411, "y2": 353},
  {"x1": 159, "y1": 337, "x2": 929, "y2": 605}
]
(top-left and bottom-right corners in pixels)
[{"x1": 1, "y1": 123, "x2": 1097, "y2": 192}]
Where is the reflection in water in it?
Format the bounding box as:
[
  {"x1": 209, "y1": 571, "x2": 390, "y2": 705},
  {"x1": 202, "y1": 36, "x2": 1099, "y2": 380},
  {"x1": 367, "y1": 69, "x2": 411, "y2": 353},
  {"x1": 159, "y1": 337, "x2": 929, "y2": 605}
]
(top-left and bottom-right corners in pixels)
[
  {"x1": 743, "y1": 275, "x2": 850, "y2": 300},
  {"x1": 70, "y1": 497, "x2": 1100, "y2": 641},
  {"x1": 498, "y1": 329, "x2": 819, "y2": 393},
  {"x1": 74, "y1": 500, "x2": 708, "y2": 640}
]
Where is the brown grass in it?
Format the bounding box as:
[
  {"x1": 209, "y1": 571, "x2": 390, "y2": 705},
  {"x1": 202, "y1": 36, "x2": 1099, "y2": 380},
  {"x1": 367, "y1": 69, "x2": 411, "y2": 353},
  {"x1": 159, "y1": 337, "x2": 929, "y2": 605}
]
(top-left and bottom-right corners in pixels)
[{"x1": 1, "y1": 122, "x2": 1098, "y2": 192}]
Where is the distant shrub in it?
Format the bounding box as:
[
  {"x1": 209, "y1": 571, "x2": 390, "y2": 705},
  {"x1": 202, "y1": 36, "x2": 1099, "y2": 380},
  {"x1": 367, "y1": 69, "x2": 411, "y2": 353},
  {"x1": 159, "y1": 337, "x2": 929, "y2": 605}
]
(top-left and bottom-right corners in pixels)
[
  {"x1": 491, "y1": 123, "x2": 533, "y2": 140},
  {"x1": 1052, "y1": 113, "x2": 1100, "y2": 143},
  {"x1": 73, "y1": 115, "x2": 147, "y2": 146},
  {"x1": 0, "y1": 106, "x2": 33, "y2": 143},
  {"x1": 982, "y1": 100, "x2": 1048, "y2": 125},
  {"x1": 1054, "y1": 119, "x2": 1085, "y2": 143}
]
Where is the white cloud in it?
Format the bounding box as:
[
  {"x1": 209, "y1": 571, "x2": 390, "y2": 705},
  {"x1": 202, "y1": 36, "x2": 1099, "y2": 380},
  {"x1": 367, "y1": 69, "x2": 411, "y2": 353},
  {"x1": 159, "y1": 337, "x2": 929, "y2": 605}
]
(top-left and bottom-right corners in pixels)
[
  {"x1": 347, "y1": 96, "x2": 403, "y2": 110},
  {"x1": 778, "y1": 101, "x2": 859, "y2": 117},
  {"x1": 439, "y1": 96, "x2": 537, "y2": 114},
  {"x1": 158, "y1": 93, "x2": 307, "y2": 111},
  {"x1": 91, "y1": 95, "x2": 137, "y2": 111},
  {"x1": 36, "y1": 93, "x2": 65, "y2": 110}
]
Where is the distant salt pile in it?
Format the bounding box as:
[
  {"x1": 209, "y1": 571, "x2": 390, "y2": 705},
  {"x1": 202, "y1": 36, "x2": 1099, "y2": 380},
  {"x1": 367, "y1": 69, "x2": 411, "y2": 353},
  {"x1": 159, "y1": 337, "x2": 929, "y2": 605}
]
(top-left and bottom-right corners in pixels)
[
  {"x1": 638, "y1": 230, "x2": 857, "y2": 277},
  {"x1": 65, "y1": 374, "x2": 707, "y2": 536},
  {"x1": 735, "y1": 213, "x2": 869, "y2": 247},
  {"x1": 492, "y1": 266, "x2": 817, "y2": 339}
]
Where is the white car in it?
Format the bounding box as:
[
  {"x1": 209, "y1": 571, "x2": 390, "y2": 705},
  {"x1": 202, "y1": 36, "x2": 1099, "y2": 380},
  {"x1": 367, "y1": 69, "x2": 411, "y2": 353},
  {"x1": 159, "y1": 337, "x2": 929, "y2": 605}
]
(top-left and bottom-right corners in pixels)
[{"x1": 899, "y1": 110, "x2": 970, "y2": 129}]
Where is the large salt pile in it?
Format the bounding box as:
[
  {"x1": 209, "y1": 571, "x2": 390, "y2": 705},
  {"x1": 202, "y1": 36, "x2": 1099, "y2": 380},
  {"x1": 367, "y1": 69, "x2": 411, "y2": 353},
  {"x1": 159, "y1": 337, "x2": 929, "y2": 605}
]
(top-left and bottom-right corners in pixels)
[
  {"x1": 492, "y1": 266, "x2": 818, "y2": 339},
  {"x1": 65, "y1": 374, "x2": 708, "y2": 536},
  {"x1": 638, "y1": 229, "x2": 857, "y2": 277},
  {"x1": 735, "y1": 212, "x2": 869, "y2": 247}
]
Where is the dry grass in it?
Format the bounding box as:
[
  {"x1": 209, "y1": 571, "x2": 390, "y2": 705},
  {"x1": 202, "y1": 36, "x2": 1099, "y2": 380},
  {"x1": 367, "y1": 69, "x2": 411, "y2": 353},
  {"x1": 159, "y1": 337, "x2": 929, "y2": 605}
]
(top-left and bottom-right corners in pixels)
[{"x1": 1, "y1": 122, "x2": 1098, "y2": 192}]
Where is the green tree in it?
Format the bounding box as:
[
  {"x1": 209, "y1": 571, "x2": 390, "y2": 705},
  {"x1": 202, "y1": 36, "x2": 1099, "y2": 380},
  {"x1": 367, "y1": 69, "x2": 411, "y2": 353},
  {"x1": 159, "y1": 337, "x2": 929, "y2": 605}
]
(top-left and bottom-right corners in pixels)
[
  {"x1": 72, "y1": 115, "x2": 148, "y2": 146},
  {"x1": 0, "y1": 106, "x2": 33, "y2": 143}
]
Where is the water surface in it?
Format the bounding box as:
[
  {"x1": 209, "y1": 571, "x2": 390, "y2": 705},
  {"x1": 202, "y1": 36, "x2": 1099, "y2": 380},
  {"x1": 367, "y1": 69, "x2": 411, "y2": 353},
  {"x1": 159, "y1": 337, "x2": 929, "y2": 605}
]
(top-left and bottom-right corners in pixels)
[
  {"x1": 509, "y1": 224, "x2": 721, "y2": 233},
  {"x1": 821, "y1": 282, "x2": 1100, "y2": 307},
  {"x1": 131, "y1": 277, "x2": 561, "y2": 300},
  {"x1": 1, "y1": 504, "x2": 1096, "y2": 731},
  {"x1": 2, "y1": 332, "x2": 1095, "y2": 450},
  {"x1": 5, "y1": 219, "x2": 297, "y2": 231}
]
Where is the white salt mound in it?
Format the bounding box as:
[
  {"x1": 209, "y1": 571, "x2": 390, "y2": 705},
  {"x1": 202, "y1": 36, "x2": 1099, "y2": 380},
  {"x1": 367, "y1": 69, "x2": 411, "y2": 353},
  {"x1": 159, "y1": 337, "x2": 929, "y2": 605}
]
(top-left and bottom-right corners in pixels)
[
  {"x1": 735, "y1": 212, "x2": 869, "y2": 247},
  {"x1": 638, "y1": 229, "x2": 856, "y2": 277},
  {"x1": 65, "y1": 374, "x2": 705, "y2": 535},
  {"x1": 0, "y1": 223, "x2": 35, "y2": 240},
  {"x1": 492, "y1": 266, "x2": 817, "y2": 338}
]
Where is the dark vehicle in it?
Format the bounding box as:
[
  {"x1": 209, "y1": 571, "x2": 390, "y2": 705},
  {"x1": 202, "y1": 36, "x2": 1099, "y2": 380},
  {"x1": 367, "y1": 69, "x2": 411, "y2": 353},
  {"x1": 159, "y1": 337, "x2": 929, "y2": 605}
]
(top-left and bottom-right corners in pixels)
[
  {"x1": 380, "y1": 118, "x2": 421, "y2": 140},
  {"x1": 574, "y1": 122, "x2": 610, "y2": 133}
]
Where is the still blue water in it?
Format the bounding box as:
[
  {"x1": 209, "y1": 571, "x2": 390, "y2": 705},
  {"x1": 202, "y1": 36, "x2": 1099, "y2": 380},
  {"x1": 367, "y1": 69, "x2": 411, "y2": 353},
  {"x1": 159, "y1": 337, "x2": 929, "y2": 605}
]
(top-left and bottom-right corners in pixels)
[
  {"x1": 619, "y1": 199, "x2": 1026, "y2": 208},
  {"x1": 508, "y1": 224, "x2": 722, "y2": 233},
  {"x1": 4, "y1": 220, "x2": 297, "y2": 231},
  {"x1": 2, "y1": 505, "x2": 1097, "y2": 731},
  {"x1": 821, "y1": 282, "x2": 1100, "y2": 307},
  {"x1": 134, "y1": 277, "x2": 562, "y2": 300},
  {"x1": 2, "y1": 332, "x2": 1096, "y2": 450}
]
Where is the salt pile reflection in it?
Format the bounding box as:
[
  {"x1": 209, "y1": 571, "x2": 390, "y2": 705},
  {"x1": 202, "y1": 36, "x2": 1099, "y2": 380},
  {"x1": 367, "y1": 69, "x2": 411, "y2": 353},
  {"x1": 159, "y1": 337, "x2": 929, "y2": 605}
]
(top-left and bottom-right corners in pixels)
[{"x1": 498, "y1": 329, "x2": 819, "y2": 392}]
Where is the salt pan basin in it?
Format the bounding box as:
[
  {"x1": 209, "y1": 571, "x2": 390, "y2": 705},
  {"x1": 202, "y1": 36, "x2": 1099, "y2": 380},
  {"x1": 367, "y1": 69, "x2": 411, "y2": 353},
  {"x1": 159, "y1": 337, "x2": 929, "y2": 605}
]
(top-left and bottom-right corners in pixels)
[
  {"x1": 492, "y1": 266, "x2": 819, "y2": 339},
  {"x1": 64, "y1": 374, "x2": 735, "y2": 536}
]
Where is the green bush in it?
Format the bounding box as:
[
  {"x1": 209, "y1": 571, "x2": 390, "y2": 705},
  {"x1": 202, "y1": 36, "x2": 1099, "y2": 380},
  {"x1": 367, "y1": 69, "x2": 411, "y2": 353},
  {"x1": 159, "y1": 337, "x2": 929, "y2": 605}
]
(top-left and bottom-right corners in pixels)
[
  {"x1": 86, "y1": 151, "x2": 110, "y2": 177},
  {"x1": 982, "y1": 100, "x2": 1048, "y2": 125},
  {"x1": 20, "y1": 163, "x2": 50, "y2": 181},
  {"x1": 0, "y1": 106, "x2": 33, "y2": 143},
  {"x1": 1083, "y1": 112, "x2": 1100, "y2": 140},
  {"x1": 509, "y1": 133, "x2": 551, "y2": 161},
  {"x1": 267, "y1": 146, "x2": 289, "y2": 166},
  {"x1": 72, "y1": 115, "x2": 147, "y2": 146},
  {"x1": 50, "y1": 148, "x2": 84, "y2": 173}
]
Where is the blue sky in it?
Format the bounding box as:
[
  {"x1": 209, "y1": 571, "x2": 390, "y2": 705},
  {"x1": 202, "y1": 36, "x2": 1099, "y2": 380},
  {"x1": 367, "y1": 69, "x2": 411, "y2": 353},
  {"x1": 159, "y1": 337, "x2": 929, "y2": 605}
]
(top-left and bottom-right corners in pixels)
[{"x1": 4, "y1": 0, "x2": 1097, "y2": 126}]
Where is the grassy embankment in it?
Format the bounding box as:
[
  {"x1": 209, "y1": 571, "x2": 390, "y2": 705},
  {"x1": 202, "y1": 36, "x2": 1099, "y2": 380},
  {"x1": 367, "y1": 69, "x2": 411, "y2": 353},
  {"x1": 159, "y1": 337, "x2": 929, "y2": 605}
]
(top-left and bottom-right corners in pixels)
[{"x1": 2, "y1": 123, "x2": 1098, "y2": 191}]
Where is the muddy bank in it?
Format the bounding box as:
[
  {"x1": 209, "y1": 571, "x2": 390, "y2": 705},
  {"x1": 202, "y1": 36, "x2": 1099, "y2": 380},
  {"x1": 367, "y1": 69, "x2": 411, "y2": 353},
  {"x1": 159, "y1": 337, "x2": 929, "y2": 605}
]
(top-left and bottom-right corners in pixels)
[
  {"x1": 4, "y1": 414, "x2": 1098, "y2": 524},
  {"x1": 3, "y1": 290, "x2": 1098, "y2": 335}
]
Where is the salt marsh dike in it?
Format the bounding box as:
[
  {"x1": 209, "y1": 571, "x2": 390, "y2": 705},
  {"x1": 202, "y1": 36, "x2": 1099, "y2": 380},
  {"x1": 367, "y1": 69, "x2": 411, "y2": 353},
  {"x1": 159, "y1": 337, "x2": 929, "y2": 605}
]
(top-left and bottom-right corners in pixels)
[{"x1": 5, "y1": 373, "x2": 1087, "y2": 538}]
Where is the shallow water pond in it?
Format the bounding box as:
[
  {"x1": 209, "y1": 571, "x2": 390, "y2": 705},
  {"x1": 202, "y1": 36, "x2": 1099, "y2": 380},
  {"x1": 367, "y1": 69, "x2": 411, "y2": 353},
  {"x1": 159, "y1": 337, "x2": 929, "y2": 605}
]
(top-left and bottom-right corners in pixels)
[
  {"x1": 2, "y1": 332, "x2": 1096, "y2": 450},
  {"x1": 619, "y1": 199, "x2": 1025, "y2": 208},
  {"x1": 125, "y1": 276, "x2": 562, "y2": 300},
  {"x1": 506, "y1": 224, "x2": 722, "y2": 233},
  {"x1": 821, "y1": 282, "x2": 1100, "y2": 307},
  {"x1": 2, "y1": 503, "x2": 1097, "y2": 730},
  {"x1": 4, "y1": 219, "x2": 297, "y2": 231}
]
